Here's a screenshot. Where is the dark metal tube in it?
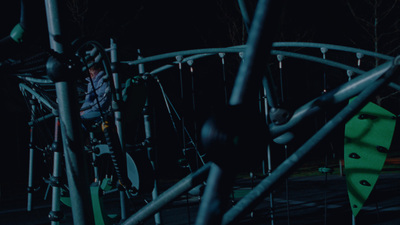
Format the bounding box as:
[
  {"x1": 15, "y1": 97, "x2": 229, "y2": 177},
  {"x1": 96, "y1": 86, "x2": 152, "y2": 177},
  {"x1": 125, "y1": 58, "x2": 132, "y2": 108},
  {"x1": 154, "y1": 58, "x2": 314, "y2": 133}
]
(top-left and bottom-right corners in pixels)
[
  {"x1": 138, "y1": 51, "x2": 163, "y2": 225},
  {"x1": 229, "y1": 0, "x2": 285, "y2": 107},
  {"x1": 26, "y1": 96, "x2": 36, "y2": 211},
  {"x1": 50, "y1": 118, "x2": 62, "y2": 225},
  {"x1": 269, "y1": 60, "x2": 393, "y2": 138},
  {"x1": 45, "y1": 0, "x2": 94, "y2": 224},
  {"x1": 196, "y1": 1, "x2": 285, "y2": 224},
  {"x1": 195, "y1": 163, "x2": 234, "y2": 225},
  {"x1": 237, "y1": 0, "x2": 251, "y2": 32}
]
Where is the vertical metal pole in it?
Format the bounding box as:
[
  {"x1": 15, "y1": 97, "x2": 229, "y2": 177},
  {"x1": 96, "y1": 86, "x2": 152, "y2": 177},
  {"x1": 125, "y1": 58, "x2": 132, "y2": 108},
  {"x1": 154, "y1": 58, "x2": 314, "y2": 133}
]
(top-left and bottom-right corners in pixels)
[
  {"x1": 277, "y1": 54, "x2": 284, "y2": 103},
  {"x1": 263, "y1": 84, "x2": 275, "y2": 225},
  {"x1": 27, "y1": 96, "x2": 36, "y2": 211},
  {"x1": 109, "y1": 38, "x2": 128, "y2": 220},
  {"x1": 219, "y1": 53, "x2": 229, "y2": 105},
  {"x1": 351, "y1": 53, "x2": 363, "y2": 225},
  {"x1": 187, "y1": 59, "x2": 203, "y2": 169},
  {"x1": 267, "y1": 145, "x2": 274, "y2": 225},
  {"x1": 109, "y1": 38, "x2": 124, "y2": 144},
  {"x1": 321, "y1": 48, "x2": 328, "y2": 93},
  {"x1": 176, "y1": 56, "x2": 192, "y2": 172},
  {"x1": 357, "y1": 53, "x2": 364, "y2": 68},
  {"x1": 277, "y1": 54, "x2": 291, "y2": 224},
  {"x1": 50, "y1": 117, "x2": 62, "y2": 225},
  {"x1": 45, "y1": 0, "x2": 94, "y2": 224},
  {"x1": 138, "y1": 51, "x2": 162, "y2": 225}
]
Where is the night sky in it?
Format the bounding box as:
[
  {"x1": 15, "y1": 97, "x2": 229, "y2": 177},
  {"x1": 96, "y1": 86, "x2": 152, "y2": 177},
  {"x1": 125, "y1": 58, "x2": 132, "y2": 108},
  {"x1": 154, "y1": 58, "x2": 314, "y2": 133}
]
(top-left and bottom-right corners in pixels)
[{"x1": 1, "y1": 0, "x2": 399, "y2": 192}]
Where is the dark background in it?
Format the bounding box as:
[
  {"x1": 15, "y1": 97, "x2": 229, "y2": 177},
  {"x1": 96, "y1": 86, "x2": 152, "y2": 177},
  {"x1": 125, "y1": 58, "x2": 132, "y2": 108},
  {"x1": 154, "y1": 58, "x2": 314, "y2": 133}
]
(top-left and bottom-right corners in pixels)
[{"x1": 1, "y1": 0, "x2": 400, "y2": 197}]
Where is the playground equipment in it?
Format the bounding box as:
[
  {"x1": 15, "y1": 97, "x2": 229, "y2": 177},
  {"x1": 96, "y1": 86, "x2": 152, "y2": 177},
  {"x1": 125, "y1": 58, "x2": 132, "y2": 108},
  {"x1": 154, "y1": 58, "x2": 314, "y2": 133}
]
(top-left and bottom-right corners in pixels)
[{"x1": 2, "y1": 0, "x2": 400, "y2": 224}]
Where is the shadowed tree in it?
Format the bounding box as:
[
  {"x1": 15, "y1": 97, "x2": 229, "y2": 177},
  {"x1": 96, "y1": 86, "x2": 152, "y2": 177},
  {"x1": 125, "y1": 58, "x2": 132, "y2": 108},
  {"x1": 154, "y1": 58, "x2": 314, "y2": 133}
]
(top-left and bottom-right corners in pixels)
[
  {"x1": 67, "y1": 0, "x2": 88, "y2": 36},
  {"x1": 346, "y1": 0, "x2": 400, "y2": 112},
  {"x1": 346, "y1": 0, "x2": 400, "y2": 67}
]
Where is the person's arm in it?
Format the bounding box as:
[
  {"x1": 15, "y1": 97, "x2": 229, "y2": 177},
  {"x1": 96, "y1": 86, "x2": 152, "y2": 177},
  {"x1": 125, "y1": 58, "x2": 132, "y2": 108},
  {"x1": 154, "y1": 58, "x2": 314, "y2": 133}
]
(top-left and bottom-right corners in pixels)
[
  {"x1": 93, "y1": 76, "x2": 112, "y2": 112},
  {"x1": 81, "y1": 75, "x2": 111, "y2": 115}
]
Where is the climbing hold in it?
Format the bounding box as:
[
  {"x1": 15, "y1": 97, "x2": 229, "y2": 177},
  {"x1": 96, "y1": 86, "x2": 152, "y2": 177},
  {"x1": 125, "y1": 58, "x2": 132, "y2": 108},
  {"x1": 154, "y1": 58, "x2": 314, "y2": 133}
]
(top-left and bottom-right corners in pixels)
[
  {"x1": 359, "y1": 180, "x2": 371, "y2": 187},
  {"x1": 376, "y1": 145, "x2": 388, "y2": 153},
  {"x1": 358, "y1": 113, "x2": 377, "y2": 120},
  {"x1": 349, "y1": 153, "x2": 361, "y2": 159}
]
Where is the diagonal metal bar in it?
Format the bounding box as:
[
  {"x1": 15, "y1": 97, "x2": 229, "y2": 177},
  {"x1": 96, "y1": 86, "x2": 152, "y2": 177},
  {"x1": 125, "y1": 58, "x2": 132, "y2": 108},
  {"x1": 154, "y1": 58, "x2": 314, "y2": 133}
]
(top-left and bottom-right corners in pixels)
[
  {"x1": 229, "y1": 0, "x2": 284, "y2": 107},
  {"x1": 195, "y1": 0, "x2": 285, "y2": 225},
  {"x1": 122, "y1": 163, "x2": 211, "y2": 225},
  {"x1": 269, "y1": 60, "x2": 393, "y2": 138},
  {"x1": 221, "y1": 58, "x2": 399, "y2": 225}
]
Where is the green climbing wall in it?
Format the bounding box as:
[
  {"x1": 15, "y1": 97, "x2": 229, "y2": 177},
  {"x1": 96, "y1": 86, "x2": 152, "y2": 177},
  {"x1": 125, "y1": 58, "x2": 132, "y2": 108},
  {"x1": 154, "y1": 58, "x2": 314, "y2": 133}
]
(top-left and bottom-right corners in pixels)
[{"x1": 344, "y1": 100, "x2": 396, "y2": 217}]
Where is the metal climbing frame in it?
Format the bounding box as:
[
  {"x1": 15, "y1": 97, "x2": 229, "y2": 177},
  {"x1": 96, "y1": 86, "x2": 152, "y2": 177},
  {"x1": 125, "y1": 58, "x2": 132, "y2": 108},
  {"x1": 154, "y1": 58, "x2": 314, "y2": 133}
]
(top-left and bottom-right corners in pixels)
[
  {"x1": 119, "y1": 1, "x2": 400, "y2": 225},
  {"x1": 4, "y1": 0, "x2": 400, "y2": 224}
]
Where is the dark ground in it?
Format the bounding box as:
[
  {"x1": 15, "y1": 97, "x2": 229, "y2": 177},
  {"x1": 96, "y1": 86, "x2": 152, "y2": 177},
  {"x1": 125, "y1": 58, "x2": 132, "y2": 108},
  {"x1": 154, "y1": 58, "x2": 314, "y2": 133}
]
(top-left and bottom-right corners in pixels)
[{"x1": 0, "y1": 167, "x2": 399, "y2": 225}]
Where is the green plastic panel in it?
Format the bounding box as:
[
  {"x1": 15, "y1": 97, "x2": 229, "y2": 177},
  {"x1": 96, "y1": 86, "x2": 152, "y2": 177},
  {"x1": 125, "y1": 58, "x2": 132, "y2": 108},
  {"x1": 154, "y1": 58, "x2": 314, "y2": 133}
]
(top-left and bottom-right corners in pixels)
[
  {"x1": 60, "y1": 188, "x2": 71, "y2": 207},
  {"x1": 344, "y1": 100, "x2": 396, "y2": 217},
  {"x1": 61, "y1": 182, "x2": 119, "y2": 224},
  {"x1": 90, "y1": 183, "x2": 119, "y2": 225}
]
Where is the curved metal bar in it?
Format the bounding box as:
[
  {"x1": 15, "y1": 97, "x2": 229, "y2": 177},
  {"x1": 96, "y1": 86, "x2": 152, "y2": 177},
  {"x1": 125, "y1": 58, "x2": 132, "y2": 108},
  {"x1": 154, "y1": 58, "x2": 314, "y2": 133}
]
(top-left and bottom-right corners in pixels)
[
  {"x1": 149, "y1": 64, "x2": 174, "y2": 75},
  {"x1": 123, "y1": 46, "x2": 246, "y2": 66},
  {"x1": 124, "y1": 42, "x2": 393, "y2": 67},
  {"x1": 124, "y1": 42, "x2": 396, "y2": 138},
  {"x1": 127, "y1": 44, "x2": 393, "y2": 80},
  {"x1": 272, "y1": 42, "x2": 394, "y2": 61},
  {"x1": 146, "y1": 49, "x2": 366, "y2": 79},
  {"x1": 269, "y1": 60, "x2": 394, "y2": 138},
  {"x1": 148, "y1": 53, "x2": 214, "y2": 75},
  {"x1": 271, "y1": 50, "x2": 366, "y2": 74}
]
